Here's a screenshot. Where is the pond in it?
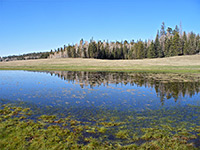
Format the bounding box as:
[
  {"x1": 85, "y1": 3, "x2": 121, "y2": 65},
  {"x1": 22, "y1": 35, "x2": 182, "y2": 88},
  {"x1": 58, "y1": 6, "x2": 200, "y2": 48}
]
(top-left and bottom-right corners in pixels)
[
  {"x1": 0, "y1": 70, "x2": 200, "y2": 149},
  {"x1": 1, "y1": 70, "x2": 199, "y2": 109}
]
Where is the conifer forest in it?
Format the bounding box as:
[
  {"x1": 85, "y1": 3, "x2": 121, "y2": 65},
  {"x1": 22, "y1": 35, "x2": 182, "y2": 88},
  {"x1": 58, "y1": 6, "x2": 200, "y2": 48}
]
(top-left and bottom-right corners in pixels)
[{"x1": 49, "y1": 22, "x2": 200, "y2": 59}]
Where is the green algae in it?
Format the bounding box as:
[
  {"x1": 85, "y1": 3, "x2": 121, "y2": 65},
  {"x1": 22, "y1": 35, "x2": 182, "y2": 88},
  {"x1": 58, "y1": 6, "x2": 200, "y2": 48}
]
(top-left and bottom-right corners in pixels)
[{"x1": 1, "y1": 103, "x2": 200, "y2": 150}]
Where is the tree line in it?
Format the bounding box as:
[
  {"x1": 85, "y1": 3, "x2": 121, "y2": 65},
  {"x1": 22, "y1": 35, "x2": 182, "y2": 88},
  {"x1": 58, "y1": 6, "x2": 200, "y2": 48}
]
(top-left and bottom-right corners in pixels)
[
  {"x1": 0, "y1": 52, "x2": 50, "y2": 62},
  {"x1": 50, "y1": 22, "x2": 200, "y2": 59}
]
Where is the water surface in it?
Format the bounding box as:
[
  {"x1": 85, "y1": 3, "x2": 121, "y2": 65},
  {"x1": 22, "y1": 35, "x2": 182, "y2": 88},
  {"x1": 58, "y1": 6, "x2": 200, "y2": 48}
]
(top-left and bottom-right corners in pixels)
[
  {"x1": 0, "y1": 70, "x2": 199, "y2": 110},
  {"x1": 1, "y1": 70, "x2": 200, "y2": 147}
]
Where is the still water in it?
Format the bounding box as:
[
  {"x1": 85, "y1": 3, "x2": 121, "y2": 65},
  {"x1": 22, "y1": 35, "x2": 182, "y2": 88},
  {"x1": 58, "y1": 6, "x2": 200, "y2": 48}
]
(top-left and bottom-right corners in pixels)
[
  {"x1": 1, "y1": 70, "x2": 200, "y2": 147},
  {"x1": 0, "y1": 70, "x2": 199, "y2": 111}
]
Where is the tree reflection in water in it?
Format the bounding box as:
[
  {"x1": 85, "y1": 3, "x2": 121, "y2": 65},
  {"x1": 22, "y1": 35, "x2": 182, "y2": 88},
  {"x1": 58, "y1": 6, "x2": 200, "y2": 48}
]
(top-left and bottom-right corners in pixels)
[{"x1": 37, "y1": 71, "x2": 200, "y2": 105}]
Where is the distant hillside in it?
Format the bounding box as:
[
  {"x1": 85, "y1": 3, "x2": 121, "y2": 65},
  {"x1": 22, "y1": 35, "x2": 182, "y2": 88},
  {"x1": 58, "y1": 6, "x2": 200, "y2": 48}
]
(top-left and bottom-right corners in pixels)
[{"x1": 0, "y1": 52, "x2": 50, "y2": 62}]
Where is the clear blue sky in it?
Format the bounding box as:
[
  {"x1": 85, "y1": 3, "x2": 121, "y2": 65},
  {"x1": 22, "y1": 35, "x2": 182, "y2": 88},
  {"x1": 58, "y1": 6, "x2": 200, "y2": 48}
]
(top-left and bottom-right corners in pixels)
[{"x1": 0, "y1": 0, "x2": 200, "y2": 56}]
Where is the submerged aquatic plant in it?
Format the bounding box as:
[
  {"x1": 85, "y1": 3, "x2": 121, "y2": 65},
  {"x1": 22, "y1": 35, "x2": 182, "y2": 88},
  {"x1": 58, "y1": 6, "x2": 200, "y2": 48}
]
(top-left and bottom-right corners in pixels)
[{"x1": 0, "y1": 104, "x2": 200, "y2": 149}]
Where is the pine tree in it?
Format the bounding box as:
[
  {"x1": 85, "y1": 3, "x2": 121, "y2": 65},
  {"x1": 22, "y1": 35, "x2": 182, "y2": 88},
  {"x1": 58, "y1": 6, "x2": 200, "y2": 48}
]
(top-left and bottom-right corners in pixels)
[
  {"x1": 128, "y1": 46, "x2": 134, "y2": 59},
  {"x1": 147, "y1": 41, "x2": 156, "y2": 58},
  {"x1": 173, "y1": 25, "x2": 179, "y2": 35},
  {"x1": 137, "y1": 41, "x2": 144, "y2": 59},
  {"x1": 88, "y1": 43, "x2": 93, "y2": 58},
  {"x1": 183, "y1": 40, "x2": 189, "y2": 55},
  {"x1": 154, "y1": 31, "x2": 162, "y2": 57},
  {"x1": 92, "y1": 42, "x2": 98, "y2": 58},
  {"x1": 79, "y1": 39, "x2": 84, "y2": 57},
  {"x1": 167, "y1": 27, "x2": 172, "y2": 37},
  {"x1": 71, "y1": 46, "x2": 76, "y2": 58},
  {"x1": 182, "y1": 31, "x2": 188, "y2": 55},
  {"x1": 99, "y1": 44, "x2": 105, "y2": 59},
  {"x1": 164, "y1": 37, "x2": 172, "y2": 57},
  {"x1": 160, "y1": 22, "x2": 166, "y2": 36},
  {"x1": 50, "y1": 49, "x2": 54, "y2": 54},
  {"x1": 64, "y1": 45, "x2": 67, "y2": 51},
  {"x1": 67, "y1": 46, "x2": 71, "y2": 57},
  {"x1": 57, "y1": 48, "x2": 60, "y2": 53},
  {"x1": 188, "y1": 32, "x2": 196, "y2": 54},
  {"x1": 171, "y1": 32, "x2": 181, "y2": 56},
  {"x1": 97, "y1": 41, "x2": 101, "y2": 59},
  {"x1": 143, "y1": 40, "x2": 148, "y2": 58},
  {"x1": 197, "y1": 34, "x2": 200, "y2": 54},
  {"x1": 160, "y1": 22, "x2": 166, "y2": 57},
  {"x1": 105, "y1": 42, "x2": 110, "y2": 59},
  {"x1": 123, "y1": 40, "x2": 129, "y2": 59}
]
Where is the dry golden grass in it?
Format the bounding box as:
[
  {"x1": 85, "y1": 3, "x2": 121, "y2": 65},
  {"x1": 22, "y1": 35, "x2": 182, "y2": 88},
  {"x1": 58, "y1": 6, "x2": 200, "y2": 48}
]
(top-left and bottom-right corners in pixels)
[{"x1": 0, "y1": 55, "x2": 200, "y2": 73}]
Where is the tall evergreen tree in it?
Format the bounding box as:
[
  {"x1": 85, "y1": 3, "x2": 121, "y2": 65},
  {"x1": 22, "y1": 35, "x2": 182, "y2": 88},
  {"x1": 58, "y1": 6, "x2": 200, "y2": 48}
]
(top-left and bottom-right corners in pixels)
[
  {"x1": 67, "y1": 45, "x2": 71, "y2": 57},
  {"x1": 123, "y1": 40, "x2": 129, "y2": 59},
  {"x1": 88, "y1": 43, "x2": 93, "y2": 58},
  {"x1": 188, "y1": 32, "x2": 196, "y2": 55},
  {"x1": 160, "y1": 22, "x2": 166, "y2": 36},
  {"x1": 154, "y1": 31, "x2": 162, "y2": 57},
  {"x1": 167, "y1": 27, "x2": 172, "y2": 37},
  {"x1": 164, "y1": 37, "x2": 172, "y2": 57},
  {"x1": 143, "y1": 40, "x2": 148, "y2": 58},
  {"x1": 173, "y1": 25, "x2": 179, "y2": 35},
  {"x1": 136, "y1": 41, "x2": 144, "y2": 59},
  {"x1": 160, "y1": 22, "x2": 166, "y2": 57},
  {"x1": 196, "y1": 34, "x2": 200, "y2": 53},
  {"x1": 105, "y1": 42, "x2": 110, "y2": 59},
  {"x1": 147, "y1": 41, "x2": 156, "y2": 58},
  {"x1": 50, "y1": 49, "x2": 54, "y2": 54},
  {"x1": 171, "y1": 32, "x2": 181, "y2": 56},
  {"x1": 128, "y1": 46, "x2": 134, "y2": 59},
  {"x1": 99, "y1": 44, "x2": 105, "y2": 59},
  {"x1": 71, "y1": 46, "x2": 76, "y2": 58},
  {"x1": 182, "y1": 31, "x2": 188, "y2": 55}
]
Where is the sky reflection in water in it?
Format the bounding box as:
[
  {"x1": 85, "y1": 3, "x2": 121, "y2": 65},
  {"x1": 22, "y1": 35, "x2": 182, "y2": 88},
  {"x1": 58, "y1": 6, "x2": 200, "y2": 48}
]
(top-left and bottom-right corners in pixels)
[{"x1": 0, "y1": 70, "x2": 199, "y2": 112}]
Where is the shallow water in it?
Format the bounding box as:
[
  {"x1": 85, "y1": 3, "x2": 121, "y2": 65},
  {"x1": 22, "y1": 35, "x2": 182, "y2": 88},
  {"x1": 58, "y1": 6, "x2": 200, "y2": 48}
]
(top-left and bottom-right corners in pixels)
[
  {"x1": 1, "y1": 70, "x2": 200, "y2": 147},
  {"x1": 0, "y1": 70, "x2": 200, "y2": 124},
  {"x1": 0, "y1": 70, "x2": 199, "y2": 111}
]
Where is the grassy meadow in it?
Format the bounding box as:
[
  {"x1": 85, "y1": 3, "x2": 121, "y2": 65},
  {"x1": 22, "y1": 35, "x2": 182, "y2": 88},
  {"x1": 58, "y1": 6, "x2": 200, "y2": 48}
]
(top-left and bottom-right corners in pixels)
[
  {"x1": 1, "y1": 55, "x2": 200, "y2": 149},
  {"x1": 0, "y1": 55, "x2": 200, "y2": 73}
]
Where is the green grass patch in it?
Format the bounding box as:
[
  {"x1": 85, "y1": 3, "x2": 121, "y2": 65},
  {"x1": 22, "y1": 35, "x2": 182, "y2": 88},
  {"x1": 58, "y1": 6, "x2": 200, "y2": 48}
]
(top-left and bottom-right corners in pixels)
[{"x1": 0, "y1": 65, "x2": 200, "y2": 73}]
